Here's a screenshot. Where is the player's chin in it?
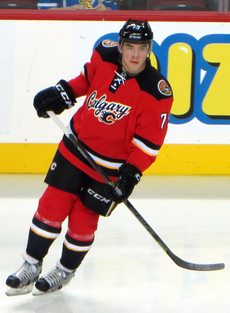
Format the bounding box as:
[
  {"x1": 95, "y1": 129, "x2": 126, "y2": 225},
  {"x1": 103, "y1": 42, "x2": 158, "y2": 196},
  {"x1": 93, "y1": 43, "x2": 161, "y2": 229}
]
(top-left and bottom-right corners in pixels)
[{"x1": 128, "y1": 64, "x2": 142, "y2": 74}]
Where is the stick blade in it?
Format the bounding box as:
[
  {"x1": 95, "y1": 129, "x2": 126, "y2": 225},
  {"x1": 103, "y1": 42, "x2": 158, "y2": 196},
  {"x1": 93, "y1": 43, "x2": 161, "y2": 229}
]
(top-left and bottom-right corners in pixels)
[{"x1": 168, "y1": 251, "x2": 225, "y2": 271}]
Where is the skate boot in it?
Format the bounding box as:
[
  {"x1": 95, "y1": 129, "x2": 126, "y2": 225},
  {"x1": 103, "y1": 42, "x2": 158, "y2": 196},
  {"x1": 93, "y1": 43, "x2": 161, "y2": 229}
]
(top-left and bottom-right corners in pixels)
[
  {"x1": 32, "y1": 260, "x2": 75, "y2": 296},
  {"x1": 6, "y1": 260, "x2": 42, "y2": 296}
]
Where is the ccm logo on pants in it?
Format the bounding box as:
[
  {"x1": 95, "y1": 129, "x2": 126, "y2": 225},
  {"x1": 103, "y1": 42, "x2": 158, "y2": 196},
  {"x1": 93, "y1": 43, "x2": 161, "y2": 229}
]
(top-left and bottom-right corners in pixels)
[{"x1": 87, "y1": 188, "x2": 110, "y2": 204}]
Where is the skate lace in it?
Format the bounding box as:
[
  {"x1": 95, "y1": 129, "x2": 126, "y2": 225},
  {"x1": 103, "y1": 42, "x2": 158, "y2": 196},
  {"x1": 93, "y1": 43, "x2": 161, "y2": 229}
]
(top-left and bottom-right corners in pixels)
[
  {"x1": 17, "y1": 262, "x2": 37, "y2": 281},
  {"x1": 44, "y1": 268, "x2": 67, "y2": 287}
]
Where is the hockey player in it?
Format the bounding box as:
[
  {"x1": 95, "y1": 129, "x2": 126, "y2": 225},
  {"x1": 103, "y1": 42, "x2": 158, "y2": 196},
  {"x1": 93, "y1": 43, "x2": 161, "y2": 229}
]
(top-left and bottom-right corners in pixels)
[{"x1": 5, "y1": 19, "x2": 173, "y2": 296}]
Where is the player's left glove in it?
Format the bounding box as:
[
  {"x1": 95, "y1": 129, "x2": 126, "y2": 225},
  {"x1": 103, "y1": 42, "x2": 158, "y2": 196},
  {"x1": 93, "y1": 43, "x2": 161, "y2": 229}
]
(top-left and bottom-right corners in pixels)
[
  {"x1": 33, "y1": 80, "x2": 76, "y2": 118},
  {"x1": 109, "y1": 163, "x2": 142, "y2": 203}
]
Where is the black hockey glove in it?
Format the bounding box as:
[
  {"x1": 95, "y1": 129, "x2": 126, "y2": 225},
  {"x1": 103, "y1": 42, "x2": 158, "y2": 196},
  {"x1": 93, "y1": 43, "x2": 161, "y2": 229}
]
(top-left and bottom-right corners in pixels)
[
  {"x1": 33, "y1": 80, "x2": 76, "y2": 118},
  {"x1": 109, "y1": 163, "x2": 142, "y2": 203}
]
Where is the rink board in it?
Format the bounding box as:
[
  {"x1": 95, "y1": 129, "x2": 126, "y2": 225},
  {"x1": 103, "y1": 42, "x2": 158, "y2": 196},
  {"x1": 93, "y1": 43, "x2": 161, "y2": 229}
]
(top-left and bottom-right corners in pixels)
[{"x1": 1, "y1": 143, "x2": 229, "y2": 175}]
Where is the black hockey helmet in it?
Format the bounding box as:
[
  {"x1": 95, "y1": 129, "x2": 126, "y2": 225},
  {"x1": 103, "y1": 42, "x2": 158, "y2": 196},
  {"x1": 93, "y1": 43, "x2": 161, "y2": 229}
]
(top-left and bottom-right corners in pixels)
[{"x1": 119, "y1": 19, "x2": 153, "y2": 48}]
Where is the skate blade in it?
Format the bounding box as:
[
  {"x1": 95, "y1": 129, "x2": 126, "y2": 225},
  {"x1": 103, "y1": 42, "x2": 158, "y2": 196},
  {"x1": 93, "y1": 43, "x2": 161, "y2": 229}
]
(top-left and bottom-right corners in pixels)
[
  {"x1": 32, "y1": 287, "x2": 46, "y2": 296},
  {"x1": 5, "y1": 283, "x2": 34, "y2": 296},
  {"x1": 32, "y1": 286, "x2": 61, "y2": 296}
]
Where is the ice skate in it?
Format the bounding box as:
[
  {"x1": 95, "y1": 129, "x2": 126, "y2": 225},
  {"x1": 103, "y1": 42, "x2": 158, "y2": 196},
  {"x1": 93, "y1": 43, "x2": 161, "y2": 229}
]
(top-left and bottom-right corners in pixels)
[
  {"x1": 5, "y1": 260, "x2": 42, "y2": 296},
  {"x1": 32, "y1": 261, "x2": 75, "y2": 296}
]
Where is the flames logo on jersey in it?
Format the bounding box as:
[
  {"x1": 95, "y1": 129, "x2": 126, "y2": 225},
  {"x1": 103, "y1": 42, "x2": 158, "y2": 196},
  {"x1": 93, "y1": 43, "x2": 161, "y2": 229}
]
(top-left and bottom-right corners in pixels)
[
  {"x1": 87, "y1": 91, "x2": 131, "y2": 124},
  {"x1": 102, "y1": 40, "x2": 118, "y2": 48},
  {"x1": 158, "y1": 80, "x2": 172, "y2": 96}
]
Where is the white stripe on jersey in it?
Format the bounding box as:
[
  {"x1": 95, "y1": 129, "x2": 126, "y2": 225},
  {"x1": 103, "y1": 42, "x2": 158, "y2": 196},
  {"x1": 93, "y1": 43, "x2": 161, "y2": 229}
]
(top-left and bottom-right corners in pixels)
[
  {"x1": 132, "y1": 137, "x2": 159, "y2": 156},
  {"x1": 88, "y1": 151, "x2": 122, "y2": 169},
  {"x1": 67, "y1": 122, "x2": 122, "y2": 169}
]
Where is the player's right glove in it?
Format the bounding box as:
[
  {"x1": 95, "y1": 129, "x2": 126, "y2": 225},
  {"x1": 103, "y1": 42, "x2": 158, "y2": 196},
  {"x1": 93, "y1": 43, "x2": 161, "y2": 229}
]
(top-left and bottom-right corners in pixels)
[
  {"x1": 109, "y1": 163, "x2": 142, "y2": 203},
  {"x1": 33, "y1": 79, "x2": 76, "y2": 118}
]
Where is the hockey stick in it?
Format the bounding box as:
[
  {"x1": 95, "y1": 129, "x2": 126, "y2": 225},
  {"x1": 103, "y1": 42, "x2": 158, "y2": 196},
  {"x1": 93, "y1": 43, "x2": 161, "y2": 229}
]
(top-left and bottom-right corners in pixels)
[{"x1": 47, "y1": 111, "x2": 225, "y2": 271}]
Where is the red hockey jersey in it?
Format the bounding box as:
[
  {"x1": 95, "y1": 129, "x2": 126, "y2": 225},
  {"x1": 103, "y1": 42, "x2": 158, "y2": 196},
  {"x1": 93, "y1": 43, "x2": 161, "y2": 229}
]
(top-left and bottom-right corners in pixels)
[{"x1": 59, "y1": 40, "x2": 173, "y2": 183}]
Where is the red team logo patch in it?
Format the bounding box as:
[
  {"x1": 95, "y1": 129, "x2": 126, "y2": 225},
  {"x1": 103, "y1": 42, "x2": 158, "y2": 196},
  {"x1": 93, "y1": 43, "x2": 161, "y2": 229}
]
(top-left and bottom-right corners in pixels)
[
  {"x1": 158, "y1": 80, "x2": 172, "y2": 96},
  {"x1": 102, "y1": 40, "x2": 118, "y2": 48}
]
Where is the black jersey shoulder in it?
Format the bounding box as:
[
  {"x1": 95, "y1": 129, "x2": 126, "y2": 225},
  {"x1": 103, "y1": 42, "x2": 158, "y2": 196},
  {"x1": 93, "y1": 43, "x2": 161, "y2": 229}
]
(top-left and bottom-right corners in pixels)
[
  {"x1": 135, "y1": 63, "x2": 173, "y2": 100},
  {"x1": 95, "y1": 40, "x2": 120, "y2": 66}
]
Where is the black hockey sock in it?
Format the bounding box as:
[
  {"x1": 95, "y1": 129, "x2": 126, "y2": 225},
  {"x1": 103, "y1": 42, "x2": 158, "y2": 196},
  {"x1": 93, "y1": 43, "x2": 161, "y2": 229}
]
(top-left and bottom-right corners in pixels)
[
  {"x1": 26, "y1": 217, "x2": 61, "y2": 261},
  {"x1": 60, "y1": 233, "x2": 94, "y2": 270}
]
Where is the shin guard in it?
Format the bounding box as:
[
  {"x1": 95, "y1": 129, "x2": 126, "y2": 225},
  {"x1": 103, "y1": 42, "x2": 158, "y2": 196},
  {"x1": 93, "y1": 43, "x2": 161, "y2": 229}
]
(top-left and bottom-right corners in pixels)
[
  {"x1": 26, "y1": 216, "x2": 61, "y2": 261},
  {"x1": 60, "y1": 233, "x2": 94, "y2": 270}
]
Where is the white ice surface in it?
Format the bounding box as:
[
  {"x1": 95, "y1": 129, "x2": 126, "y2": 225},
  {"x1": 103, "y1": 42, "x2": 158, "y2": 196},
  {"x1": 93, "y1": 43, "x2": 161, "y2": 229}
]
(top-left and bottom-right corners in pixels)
[{"x1": 0, "y1": 174, "x2": 229, "y2": 313}]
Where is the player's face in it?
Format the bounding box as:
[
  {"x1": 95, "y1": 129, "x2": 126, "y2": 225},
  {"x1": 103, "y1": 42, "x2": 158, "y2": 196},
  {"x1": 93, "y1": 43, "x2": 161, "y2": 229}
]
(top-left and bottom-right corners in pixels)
[{"x1": 119, "y1": 42, "x2": 149, "y2": 75}]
